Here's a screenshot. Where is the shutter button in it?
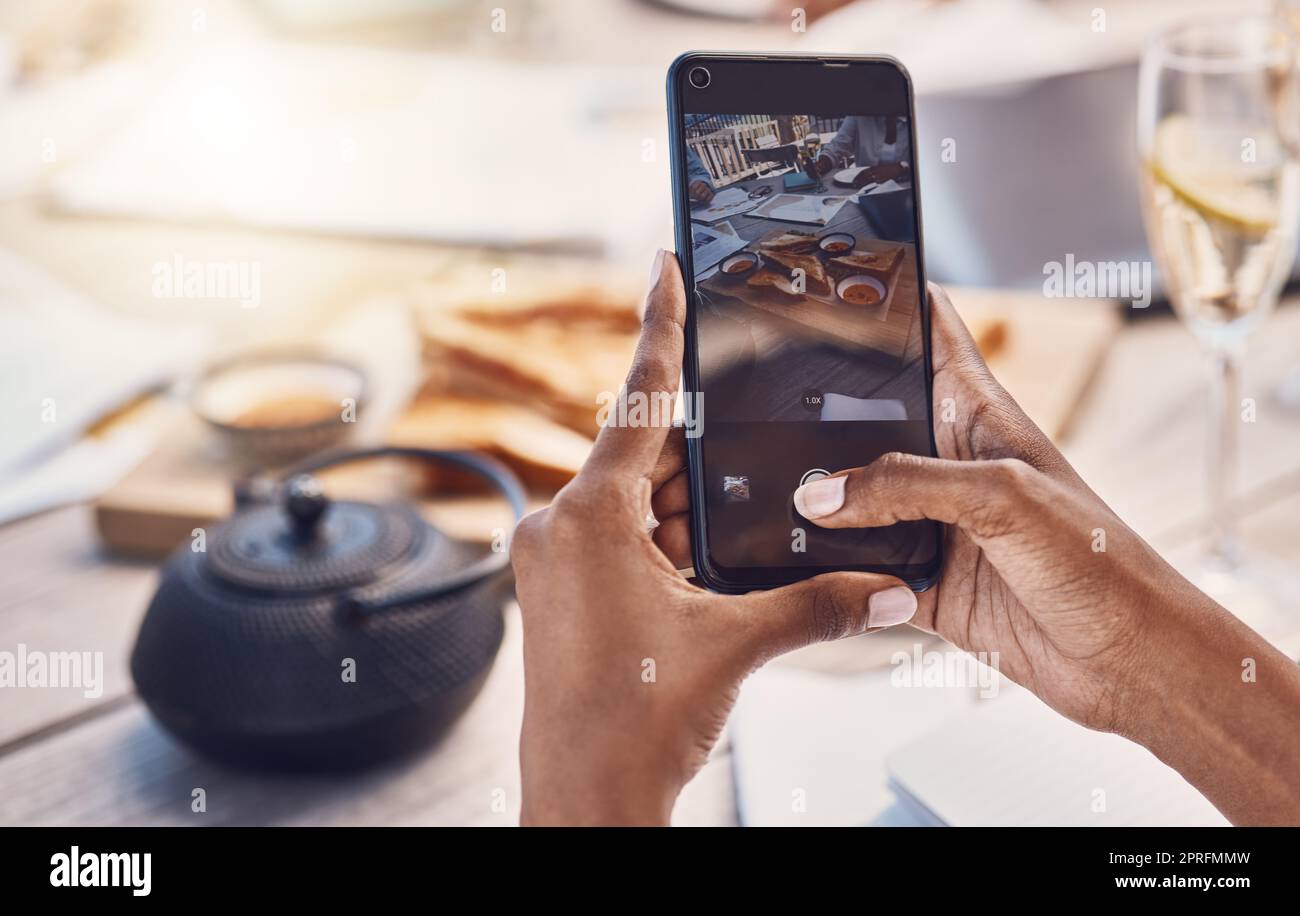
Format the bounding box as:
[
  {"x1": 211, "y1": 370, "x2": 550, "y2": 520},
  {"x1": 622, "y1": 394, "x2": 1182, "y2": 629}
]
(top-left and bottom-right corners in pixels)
[{"x1": 799, "y1": 468, "x2": 830, "y2": 487}]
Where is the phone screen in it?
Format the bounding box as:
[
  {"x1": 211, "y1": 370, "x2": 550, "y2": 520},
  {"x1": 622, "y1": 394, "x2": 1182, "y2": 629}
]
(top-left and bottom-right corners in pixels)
[{"x1": 671, "y1": 57, "x2": 943, "y2": 589}]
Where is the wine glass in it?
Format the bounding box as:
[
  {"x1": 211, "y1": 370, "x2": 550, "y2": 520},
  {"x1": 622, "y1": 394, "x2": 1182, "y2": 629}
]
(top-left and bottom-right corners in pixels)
[{"x1": 1137, "y1": 14, "x2": 1300, "y2": 631}]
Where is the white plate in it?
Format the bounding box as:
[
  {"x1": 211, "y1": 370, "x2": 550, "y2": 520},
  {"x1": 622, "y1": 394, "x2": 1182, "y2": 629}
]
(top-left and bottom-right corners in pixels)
[{"x1": 832, "y1": 166, "x2": 872, "y2": 188}]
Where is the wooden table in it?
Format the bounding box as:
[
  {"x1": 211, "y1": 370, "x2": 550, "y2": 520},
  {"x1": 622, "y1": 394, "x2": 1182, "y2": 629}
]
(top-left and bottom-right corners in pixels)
[{"x1": 4, "y1": 292, "x2": 1299, "y2": 826}]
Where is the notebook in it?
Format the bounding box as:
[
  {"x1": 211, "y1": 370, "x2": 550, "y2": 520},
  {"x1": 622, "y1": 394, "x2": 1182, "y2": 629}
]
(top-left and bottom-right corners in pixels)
[
  {"x1": 782, "y1": 172, "x2": 817, "y2": 192},
  {"x1": 730, "y1": 663, "x2": 1235, "y2": 827},
  {"x1": 885, "y1": 686, "x2": 1229, "y2": 827}
]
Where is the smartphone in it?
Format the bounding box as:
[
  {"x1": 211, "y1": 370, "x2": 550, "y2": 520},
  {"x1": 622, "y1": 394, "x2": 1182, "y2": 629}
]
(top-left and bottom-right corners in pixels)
[{"x1": 667, "y1": 52, "x2": 943, "y2": 593}]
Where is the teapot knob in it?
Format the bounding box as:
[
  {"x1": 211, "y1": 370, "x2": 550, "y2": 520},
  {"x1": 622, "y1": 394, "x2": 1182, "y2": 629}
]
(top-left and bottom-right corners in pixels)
[{"x1": 284, "y1": 474, "x2": 330, "y2": 538}]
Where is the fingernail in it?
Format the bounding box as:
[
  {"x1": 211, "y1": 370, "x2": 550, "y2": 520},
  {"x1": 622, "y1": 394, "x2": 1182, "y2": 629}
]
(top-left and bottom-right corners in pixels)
[
  {"x1": 793, "y1": 475, "x2": 845, "y2": 519},
  {"x1": 868, "y1": 586, "x2": 917, "y2": 628},
  {"x1": 649, "y1": 248, "x2": 667, "y2": 287}
]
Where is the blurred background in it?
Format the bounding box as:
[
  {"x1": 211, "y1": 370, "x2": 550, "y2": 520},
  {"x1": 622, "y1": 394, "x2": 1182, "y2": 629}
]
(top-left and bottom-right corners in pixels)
[{"x1": 2, "y1": 0, "x2": 1299, "y2": 827}]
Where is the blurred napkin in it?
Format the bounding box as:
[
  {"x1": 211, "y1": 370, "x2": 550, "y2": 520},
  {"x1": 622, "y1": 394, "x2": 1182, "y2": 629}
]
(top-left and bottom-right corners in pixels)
[
  {"x1": 0, "y1": 248, "x2": 205, "y2": 520},
  {"x1": 48, "y1": 42, "x2": 665, "y2": 258}
]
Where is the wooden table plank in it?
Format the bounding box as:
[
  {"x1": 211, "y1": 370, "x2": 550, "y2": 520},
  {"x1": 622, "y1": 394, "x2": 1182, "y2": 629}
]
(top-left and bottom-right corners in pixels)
[{"x1": 0, "y1": 507, "x2": 156, "y2": 749}]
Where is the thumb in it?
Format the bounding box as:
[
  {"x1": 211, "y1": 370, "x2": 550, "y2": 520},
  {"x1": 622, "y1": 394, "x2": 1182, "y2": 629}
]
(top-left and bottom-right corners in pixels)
[
  {"x1": 732, "y1": 572, "x2": 918, "y2": 662},
  {"x1": 793, "y1": 452, "x2": 1039, "y2": 542}
]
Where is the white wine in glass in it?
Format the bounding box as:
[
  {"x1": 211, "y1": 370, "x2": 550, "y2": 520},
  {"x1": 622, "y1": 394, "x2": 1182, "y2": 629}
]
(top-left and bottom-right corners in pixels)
[
  {"x1": 1137, "y1": 15, "x2": 1300, "y2": 629},
  {"x1": 1142, "y1": 115, "x2": 1299, "y2": 336}
]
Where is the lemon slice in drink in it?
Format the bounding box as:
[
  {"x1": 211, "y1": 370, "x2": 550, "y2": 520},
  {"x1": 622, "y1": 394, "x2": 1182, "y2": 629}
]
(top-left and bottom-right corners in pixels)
[{"x1": 1150, "y1": 115, "x2": 1280, "y2": 234}]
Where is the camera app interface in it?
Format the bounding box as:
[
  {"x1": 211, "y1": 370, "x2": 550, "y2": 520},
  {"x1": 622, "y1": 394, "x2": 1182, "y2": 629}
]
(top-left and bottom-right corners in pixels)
[{"x1": 684, "y1": 111, "x2": 938, "y2": 571}]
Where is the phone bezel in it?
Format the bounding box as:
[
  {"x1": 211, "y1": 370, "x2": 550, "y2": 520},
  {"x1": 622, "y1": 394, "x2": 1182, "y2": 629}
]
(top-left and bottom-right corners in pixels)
[{"x1": 666, "y1": 51, "x2": 944, "y2": 593}]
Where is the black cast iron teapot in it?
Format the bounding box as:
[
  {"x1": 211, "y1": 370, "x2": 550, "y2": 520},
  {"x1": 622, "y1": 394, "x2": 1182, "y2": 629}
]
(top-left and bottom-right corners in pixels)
[{"x1": 130, "y1": 447, "x2": 527, "y2": 771}]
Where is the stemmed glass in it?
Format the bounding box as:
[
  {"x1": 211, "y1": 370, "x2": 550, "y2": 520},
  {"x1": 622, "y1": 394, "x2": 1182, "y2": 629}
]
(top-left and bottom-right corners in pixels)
[{"x1": 1137, "y1": 15, "x2": 1300, "y2": 626}]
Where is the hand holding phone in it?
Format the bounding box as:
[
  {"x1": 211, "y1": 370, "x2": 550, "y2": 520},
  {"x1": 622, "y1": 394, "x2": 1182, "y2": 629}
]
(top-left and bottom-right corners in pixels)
[{"x1": 511, "y1": 250, "x2": 920, "y2": 825}]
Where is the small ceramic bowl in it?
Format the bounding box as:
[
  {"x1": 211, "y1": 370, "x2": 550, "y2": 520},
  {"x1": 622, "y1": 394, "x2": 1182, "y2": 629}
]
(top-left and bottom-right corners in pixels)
[
  {"x1": 817, "y1": 232, "x2": 856, "y2": 256},
  {"x1": 718, "y1": 251, "x2": 761, "y2": 280},
  {"x1": 835, "y1": 274, "x2": 887, "y2": 307},
  {"x1": 191, "y1": 352, "x2": 367, "y2": 467}
]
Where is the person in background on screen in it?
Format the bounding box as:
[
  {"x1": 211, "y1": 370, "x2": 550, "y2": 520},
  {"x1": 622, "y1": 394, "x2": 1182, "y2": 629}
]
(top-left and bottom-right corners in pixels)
[
  {"x1": 815, "y1": 114, "x2": 911, "y2": 185},
  {"x1": 684, "y1": 114, "x2": 718, "y2": 203},
  {"x1": 508, "y1": 249, "x2": 1300, "y2": 827},
  {"x1": 685, "y1": 145, "x2": 715, "y2": 204}
]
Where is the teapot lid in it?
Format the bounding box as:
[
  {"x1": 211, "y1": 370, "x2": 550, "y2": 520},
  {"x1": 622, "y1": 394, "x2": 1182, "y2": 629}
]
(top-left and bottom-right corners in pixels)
[{"x1": 207, "y1": 474, "x2": 426, "y2": 594}]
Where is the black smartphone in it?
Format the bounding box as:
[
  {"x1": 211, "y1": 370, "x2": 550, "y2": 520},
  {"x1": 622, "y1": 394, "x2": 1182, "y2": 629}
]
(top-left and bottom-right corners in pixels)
[{"x1": 667, "y1": 52, "x2": 943, "y2": 593}]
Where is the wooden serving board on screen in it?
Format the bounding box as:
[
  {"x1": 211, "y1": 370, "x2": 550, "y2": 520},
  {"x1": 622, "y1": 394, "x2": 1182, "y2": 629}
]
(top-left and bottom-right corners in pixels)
[{"x1": 701, "y1": 236, "x2": 918, "y2": 364}]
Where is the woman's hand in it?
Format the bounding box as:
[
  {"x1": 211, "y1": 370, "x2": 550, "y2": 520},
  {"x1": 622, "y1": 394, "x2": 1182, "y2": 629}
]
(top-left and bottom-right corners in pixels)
[
  {"x1": 792, "y1": 285, "x2": 1198, "y2": 732},
  {"x1": 510, "y1": 250, "x2": 920, "y2": 825},
  {"x1": 792, "y1": 285, "x2": 1300, "y2": 824},
  {"x1": 688, "y1": 180, "x2": 715, "y2": 204}
]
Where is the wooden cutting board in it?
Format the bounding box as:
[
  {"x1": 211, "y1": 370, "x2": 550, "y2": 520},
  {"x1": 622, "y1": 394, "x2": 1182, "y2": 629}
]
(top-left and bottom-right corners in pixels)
[
  {"x1": 951, "y1": 286, "x2": 1120, "y2": 442},
  {"x1": 93, "y1": 410, "x2": 546, "y2": 559}
]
